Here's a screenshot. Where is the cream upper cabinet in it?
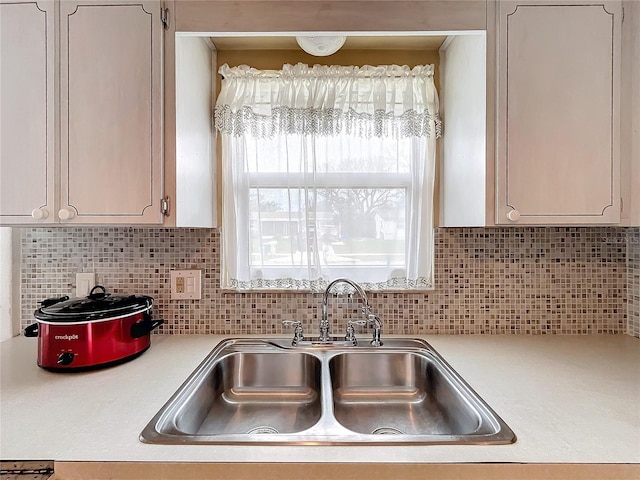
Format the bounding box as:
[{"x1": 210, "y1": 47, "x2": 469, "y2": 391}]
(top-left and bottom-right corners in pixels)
[
  {"x1": 620, "y1": 0, "x2": 640, "y2": 225},
  {"x1": 496, "y1": 0, "x2": 622, "y2": 225},
  {"x1": 59, "y1": 0, "x2": 163, "y2": 224},
  {"x1": 0, "y1": 0, "x2": 56, "y2": 224},
  {"x1": 0, "y1": 0, "x2": 164, "y2": 226}
]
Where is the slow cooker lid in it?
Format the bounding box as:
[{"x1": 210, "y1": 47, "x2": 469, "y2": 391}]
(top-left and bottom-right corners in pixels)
[{"x1": 35, "y1": 289, "x2": 152, "y2": 322}]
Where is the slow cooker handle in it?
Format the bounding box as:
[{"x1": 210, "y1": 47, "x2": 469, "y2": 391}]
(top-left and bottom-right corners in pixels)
[
  {"x1": 40, "y1": 295, "x2": 69, "y2": 308},
  {"x1": 88, "y1": 285, "x2": 108, "y2": 299},
  {"x1": 24, "y1": 323, "x2": 39, "y2": 337},
  {"x1": 130, "y1": 318, "x2": 165, "y2": 338}
]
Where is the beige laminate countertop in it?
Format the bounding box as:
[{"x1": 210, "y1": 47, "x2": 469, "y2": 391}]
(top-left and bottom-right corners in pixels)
[{"x1": 1, "y1": 334, "x2": 639, "y2": 478}]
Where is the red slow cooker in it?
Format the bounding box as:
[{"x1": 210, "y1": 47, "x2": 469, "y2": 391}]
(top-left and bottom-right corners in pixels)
[{"x1": 24, "y1": 286, "x2": 164, "y2": 372}]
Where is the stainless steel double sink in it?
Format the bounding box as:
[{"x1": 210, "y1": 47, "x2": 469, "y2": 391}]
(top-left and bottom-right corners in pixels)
[{"x1": 140, "y1": 337, "x2": 515, "y2": 445}]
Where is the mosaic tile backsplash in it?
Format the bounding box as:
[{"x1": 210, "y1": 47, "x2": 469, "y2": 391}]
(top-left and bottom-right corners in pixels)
[
  {"x1": 628, "y1": 228, "x2": 640, "y2": 337},
  {"x1": 19, "y1": 227, "x2": 635, "y2": 337}
]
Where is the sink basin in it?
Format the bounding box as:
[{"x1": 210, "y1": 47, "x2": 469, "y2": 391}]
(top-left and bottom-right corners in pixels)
[
  {"x1": 331, "y1": 352, "x2": 493, "y2": 436},
  {"x1": 173, "y1": 351, "x2": 321, "y2": 435},
  {"x1": 141, "y1": 338, "x2": 515, "y2": 445}
]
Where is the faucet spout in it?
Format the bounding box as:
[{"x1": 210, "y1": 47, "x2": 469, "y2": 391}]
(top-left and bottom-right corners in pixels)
[{"x1": 320, "y1": 278, "x2": 380, "y2": 345}]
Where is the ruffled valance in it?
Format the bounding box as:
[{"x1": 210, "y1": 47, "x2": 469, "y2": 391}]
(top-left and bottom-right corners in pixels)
[{"x1": 214, "y1": 63, "x2": 441, "y2": 139}]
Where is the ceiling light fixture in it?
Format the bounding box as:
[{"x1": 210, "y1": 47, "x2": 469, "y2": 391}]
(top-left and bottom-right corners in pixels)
[{"x1": 295, "y1": 36, "x2": 347, "y2": 56}]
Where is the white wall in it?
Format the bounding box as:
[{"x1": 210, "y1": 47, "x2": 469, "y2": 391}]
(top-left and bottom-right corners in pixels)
[
  {"x1": 175, "y1": 35, "x2": 217, "y2": 227},
  {"x1": 0, "y1": 227, "x2": 17, "y2": 341},
  {"x1": 439, "y1": 34, "x2": 487, "y2": 227}
]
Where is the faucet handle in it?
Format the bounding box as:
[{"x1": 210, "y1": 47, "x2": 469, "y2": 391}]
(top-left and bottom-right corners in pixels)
[
  {"x1": 367, "y1": 314, "x2": 383, "y2": 347},
  {"x1": 347, "y1": 319, "x2": 367, "y2": 327},
  {"x1": 345, "y1": 319, "x2": 367, "y2": 346},
  {"x1": 282, "y1": 320, "x2": 305, "y2": 346}
]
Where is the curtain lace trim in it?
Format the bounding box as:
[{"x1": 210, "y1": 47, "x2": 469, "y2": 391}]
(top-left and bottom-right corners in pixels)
[
  {"x1": 214, "y1": 105, "x2": 442, "y2": 139},
  {"x1": 227, "y1": 276, "x2": 433, "y2": 292}
]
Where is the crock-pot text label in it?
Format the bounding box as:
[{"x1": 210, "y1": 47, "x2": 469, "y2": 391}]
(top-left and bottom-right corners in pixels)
[{"x1": 54, "y1": 334, "x2": 79, "y2": 341}]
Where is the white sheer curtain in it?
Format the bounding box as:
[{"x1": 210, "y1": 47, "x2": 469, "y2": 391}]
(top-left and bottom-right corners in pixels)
[{"x1": 215, "y1": 63, "x2": 440, "y2": 292}]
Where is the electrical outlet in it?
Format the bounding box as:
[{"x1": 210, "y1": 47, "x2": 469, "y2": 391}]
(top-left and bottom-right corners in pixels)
[
  {"x1": 76, "y1": 272, "x2": 96, "y2": 297},
  {"x1": 175, "y1": 276, "x2": 185, "y2": 293},
  {"x1": 170, "y1": 270, "x2": 202, "y2": 300}
]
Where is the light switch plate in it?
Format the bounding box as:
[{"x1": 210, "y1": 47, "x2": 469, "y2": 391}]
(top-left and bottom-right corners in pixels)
[
  {"x1": 170, "y1": 270, "x2": 202, "y2": 300},
  {"x1": 76, "y1": 272, "x2": 96, "y2": 297}
]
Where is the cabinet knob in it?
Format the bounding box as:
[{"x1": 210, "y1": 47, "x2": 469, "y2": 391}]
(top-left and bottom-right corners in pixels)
[
  {"x1": 31, "y1": 208, "x2": 49, "y2": 220},
  {"x1": 507, "y1": 209, "x2": 521, "y2": 222},
  {"x1": 58, "y1": 208, "x2": 76, "y2": 221}
]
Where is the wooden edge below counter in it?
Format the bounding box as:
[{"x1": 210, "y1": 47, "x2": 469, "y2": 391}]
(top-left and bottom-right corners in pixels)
[{"x1": 53, "y1": 462, "x2": 640, "y2": 480}]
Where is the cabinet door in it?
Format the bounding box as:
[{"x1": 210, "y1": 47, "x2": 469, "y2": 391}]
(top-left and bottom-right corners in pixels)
[
  {"x1": 496, "y1": 1, "x2": 621, "y2": 224},
  {"x1": 0, "y1": 0, "x2": 56, "y2": 224},
  {"x1": 59, "y1": 0, "x2": 163, "y2": 224}
]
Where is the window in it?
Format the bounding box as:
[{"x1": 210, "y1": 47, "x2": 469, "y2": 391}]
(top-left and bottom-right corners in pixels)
[{"x1": 215, "y1": 63, "x2": 440, "y2": 292}]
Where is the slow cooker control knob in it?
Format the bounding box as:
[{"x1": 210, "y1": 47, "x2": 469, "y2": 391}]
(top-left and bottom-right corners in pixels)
[{"x1": 57, "y1": 352, "x2": 75, "y2": 366}]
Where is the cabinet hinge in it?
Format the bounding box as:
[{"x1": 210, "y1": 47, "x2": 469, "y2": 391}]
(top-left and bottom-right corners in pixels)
[
  {"x1": 161, "y1": 196, "x2": 170, "y2": 216},
  {"x1": 620, "y1": 197, "x2": 624, "y2": 213},
  {"x1": 161, "y1": 7, "x2": 169, "y2": 30}
]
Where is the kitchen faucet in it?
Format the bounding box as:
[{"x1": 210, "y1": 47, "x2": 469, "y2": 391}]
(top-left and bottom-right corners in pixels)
[{"x1": 320, "y1": 278, "x2": 383, "y2": 346}]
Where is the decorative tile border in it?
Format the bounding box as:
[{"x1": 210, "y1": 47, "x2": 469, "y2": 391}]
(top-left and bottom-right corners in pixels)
[{"x1": 19, "y1": 227, "x2": 630, "y2": 336}]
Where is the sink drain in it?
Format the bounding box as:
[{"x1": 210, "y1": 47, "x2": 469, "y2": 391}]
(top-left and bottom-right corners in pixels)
[
  {"x1": 371, "y1": 427, "x2": 404, "y2": 435},
  {"x1": 247, "y1": 426, "x2": 279, "y2": 434}
]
